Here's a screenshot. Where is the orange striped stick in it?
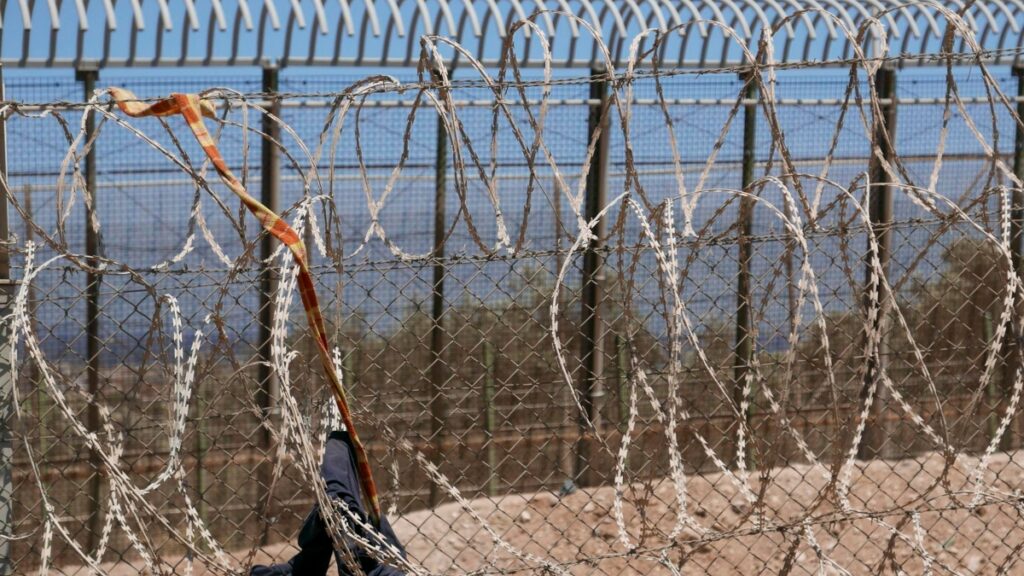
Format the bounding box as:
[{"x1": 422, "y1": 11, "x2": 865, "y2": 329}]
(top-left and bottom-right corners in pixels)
[{"x1": 107, "y1": 89, "x2": 383, "y2": 526}]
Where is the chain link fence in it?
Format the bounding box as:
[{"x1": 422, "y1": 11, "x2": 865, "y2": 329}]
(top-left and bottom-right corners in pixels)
[{"x1": 2, "y1": 59, "x2": 1024, "y2": 575}]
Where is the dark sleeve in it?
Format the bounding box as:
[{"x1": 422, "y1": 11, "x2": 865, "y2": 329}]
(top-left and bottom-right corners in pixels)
[
  {"x1": 322, "y1": 431, "x2": 407, "y2": 576},
  {"x1": 322, "y1": 430, "x2": 368, "y2": 519},
  {"x1": 287, "y1": 505, "x2": 334, "y2": 575},
  {"x1": 248, "y1": 503, "x2": 334, "y2": 575},
  {"x1": 248, "y1": 505, "x2": 334, "y2": 575},
  {"x1": 251, "y1": 431, "x2": 406, "y2": 576}
]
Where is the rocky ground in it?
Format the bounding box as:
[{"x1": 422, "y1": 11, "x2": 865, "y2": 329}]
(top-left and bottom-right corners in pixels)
[{"x1": 84, "y1": 450, "x2": 1024, "y2": 575}]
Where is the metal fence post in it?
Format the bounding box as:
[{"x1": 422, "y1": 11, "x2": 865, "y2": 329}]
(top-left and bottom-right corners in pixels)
[
  {"x1": 576, "y1": 64, "x2": 610, "y2": 487},
  {"x1": 23, "y1": 185, "x2": 46, "y2": 460},
  {"x1": 733, "y1": 71, "x2": 757, "y2": 468},
  {"x1": 553, "y1": 174, "x2": 575, "y2": 482},
  {"x1": 428, "y1": 65, "x2": 450, "y2": 507},
  {"x1": 257, "y1": 63, "x2": 280, "y2": 541},
  {"x1": 195, "y1": 377, "x2": 208, "y2": 524},
  {"x1": 342, "y1": 352, "x2": 357, "y2": 395},
  {"x1": 615, "y1": 334, "x2": 628, "y2": 434},
  {"x1": 859, "y1": 64, "x2": 896, "y2": 460},
  {"x1": 0, "y1": 62, "x2": 15, "y2": 576},
  {"x1": 1010, "y1": 64, "x2": 1024, "y2": 449},
  {"x1": 76, "y1": 63, "x2": 104, "y2": 552},
  {"x1": 614, "y1": 333, "x2": 632, "y2": 474},
  {"x1": 985, "y1": 312, "x2": 1000, "y2": 443},
  {"x1": 482, "y1": 340, "x2": 497, "y2": 497}
]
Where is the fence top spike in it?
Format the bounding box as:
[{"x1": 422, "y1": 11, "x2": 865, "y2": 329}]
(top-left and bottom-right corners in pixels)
[{"x1": 3, "y1": 1, "x2": 1024, "y2": 67}]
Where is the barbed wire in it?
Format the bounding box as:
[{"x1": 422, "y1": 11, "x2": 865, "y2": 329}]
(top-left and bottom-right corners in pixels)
[{"x1": 4, "y1": 4, "x2": 1024, "y2": 575}]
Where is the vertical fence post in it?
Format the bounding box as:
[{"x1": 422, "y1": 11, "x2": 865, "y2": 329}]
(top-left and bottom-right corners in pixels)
[
  {"x1": 576, "y1": 64, "x2": 610, "y2": 487},
  {"x1": 195, "y1": 378, "x2": 208, "y2": 524},
  {"x1": 23, "y1": 185, "x2": 43, "y2": 456},
  {"x1": 428, "y1": 65, "x2": 450, "y2": 507},
  {"x1": 257, "y1": 63, "x2": 280, "y2": 540},
  {"x1": 76, "y1": 64, "x2": 104, "y2": 552},
  {"x1": 616, "y1": 335, "x2": 628, "y2": 434},
  {"x1": 733, "y1": 71, "x2": 757, "y2": 468},
  {"x1": 985, "y1": 312, "x2": 999, "y2": 443},
  {"x1": 482, "y1": 340, "x2": 497, "y2": 497},
  {"x1": 553, "y1": 175, "x2": 575, "y2": 481},
  {"x1": 342, "y1": 352, "x2": 356, "y2": 396},
  {"x1": 615, "y1": 333, "x2": 630, "y2": 473},
  {"x1": 24, "y1": 185, "x2": 46, "y2": 460},
  {"x1": 859, "y1": 64, "x2": 896, "y2": 460},
  {"x1": 304, "y1": 194, "x2": 319, "y2": 417},
  {"x1": 1010, "y1": 64, "x2": 1024, "y2": 449},
  {"x1": 0, "y1": 63, "x2": 15, "y2": 576}
]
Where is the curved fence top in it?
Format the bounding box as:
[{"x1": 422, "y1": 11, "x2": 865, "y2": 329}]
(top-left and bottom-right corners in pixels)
[{"x1": 2, "y1": 0, "x2": 1024, "y2": 69}]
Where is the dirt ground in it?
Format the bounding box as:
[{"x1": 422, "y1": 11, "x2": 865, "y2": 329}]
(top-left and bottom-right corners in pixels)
[{"x1": 84, "y1": 450, "x2": 1024, "y2": 575}]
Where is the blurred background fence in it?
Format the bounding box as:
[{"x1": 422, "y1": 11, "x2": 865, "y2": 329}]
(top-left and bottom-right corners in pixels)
[{"x1": 3, "y1": 3, "x2": 1024, "y2": 573}]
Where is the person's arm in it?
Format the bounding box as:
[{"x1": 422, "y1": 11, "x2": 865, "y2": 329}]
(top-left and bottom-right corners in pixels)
[
  {"x1": 250, "y1": 431, "x2": 406, "y2": 576},
  {"x1": 322, "y1": 430, "x2": 407, "y2": 576}
]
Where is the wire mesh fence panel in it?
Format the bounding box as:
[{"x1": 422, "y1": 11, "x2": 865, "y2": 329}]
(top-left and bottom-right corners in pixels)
[{"x1": 3, "y1": 41, "x2": 1024, "y2": 576}]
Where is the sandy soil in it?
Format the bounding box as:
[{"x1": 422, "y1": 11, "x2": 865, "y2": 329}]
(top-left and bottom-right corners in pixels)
[{"x1": 83, "y1": 450, "x2": 1024, "y2": 575}]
